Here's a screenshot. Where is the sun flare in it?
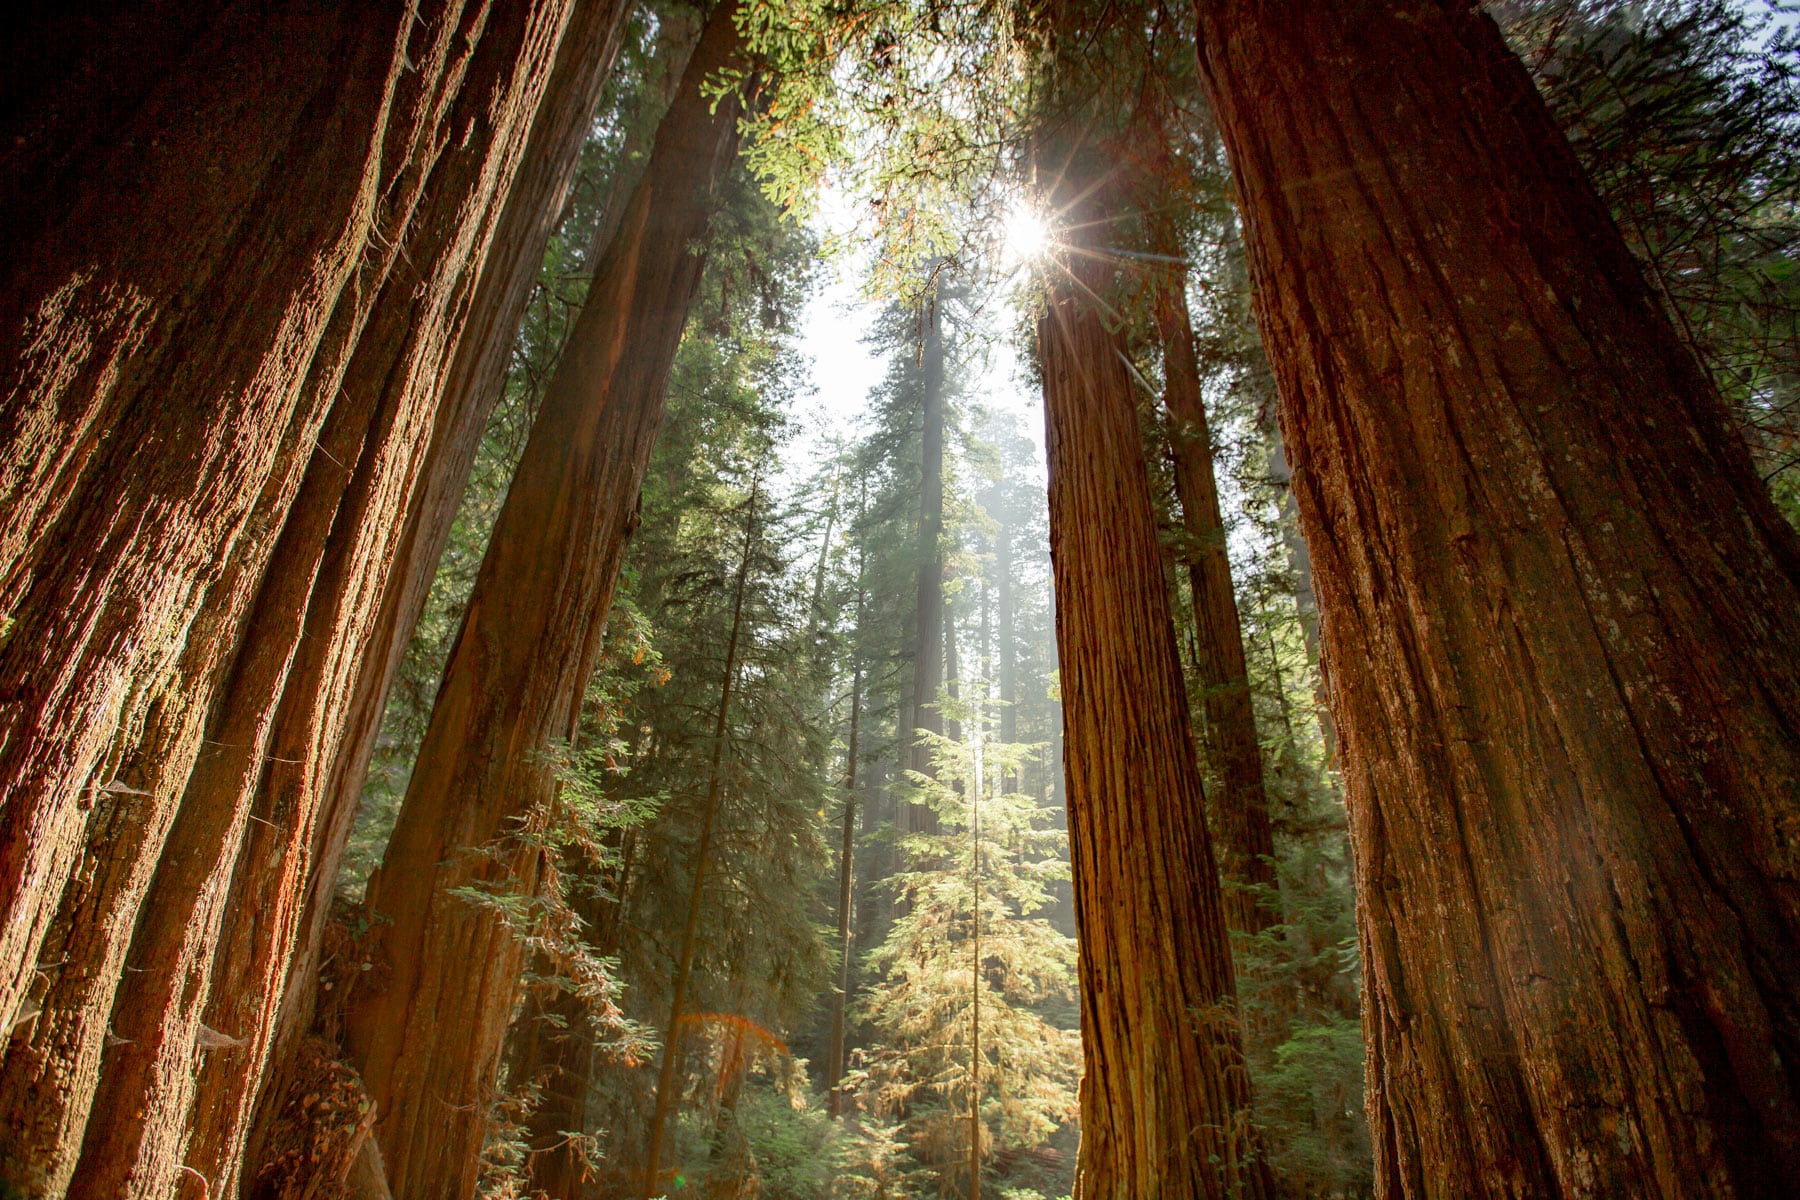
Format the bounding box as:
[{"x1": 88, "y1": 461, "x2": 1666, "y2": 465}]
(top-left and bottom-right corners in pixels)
[{"x1": 1001, "y1": 202, "x2": 1052, "y2": 266}]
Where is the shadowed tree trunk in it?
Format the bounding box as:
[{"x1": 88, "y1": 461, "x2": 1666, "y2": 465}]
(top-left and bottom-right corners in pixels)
[
  {"x1": 0, "y1": 2, "x2": 412, "y2": 1094},
  {"x1": 1155, "y1": 261, "x2": 1278, "y2": 936},
  {"x1": 221, "y1": 5, "x2": 633, "y2": 1190},
  {"x1": 1037, "y1": 154, "x2": 1271, "y2": 1200},
  {"x1": 42, "y1": 6, "x2": 624, "y2": 1197},
  {"x1": 1192, "y1": 2, "x2": 1800, "y2": 1196},
  {"x1": 337, "y1": 7, "x2": 750, "y2": 1195}
]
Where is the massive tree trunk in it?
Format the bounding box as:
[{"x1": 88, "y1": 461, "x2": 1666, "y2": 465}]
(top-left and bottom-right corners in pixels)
[
  {"x1": 0, "y1": 3, "x2": 624, "y2": 1195},
  {"x1": 204, "y1": 5, "x2": 632, "y2": 1191},
  {"x1": 224, "y1": 5, "x2": 632, "y2": 1189},
  {"x1": 41, "y1": 6, "x2": 620, "y2": 1197},
  {"x1": 1156, "y1": 263, "x2": 1278, "y2": 936},
  {"x1": 337, "y1": 8, "x2": 749, "y2": 1195},
  {"x1": 0, "y1": 2, "x2": 409, "y2": 1090},
  {"x1": 1191, "y1": 3, "x2": 1800, "y2": 1196},
  {"x1": 1038, "y1": 166, "x2": 1270, "y2": 1200}
]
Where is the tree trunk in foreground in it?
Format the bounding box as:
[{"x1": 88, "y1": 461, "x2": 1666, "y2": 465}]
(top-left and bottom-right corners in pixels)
[
  {"x1": 0, "y1": 1, "x2": 405, "y2": 1100},
  {"x1": 1038, "y1": 177, "x2": 1271, "y2": 1200},
  {"x1": 49, "y1": 5, "x2": 620, "y2": 1197},
  {"x1": 0, "y1": 3, "x2": 603, "y2": 1194},
  {"x1": 1192, "y1": 3, "x2": 1800, "y2": 1196},
  {"x1": 339, "y1": 8, "x2": 748, "y2": 1195},
  {"x1": 1156, "y1": 264, "x2": 1277, "y2": 937}
]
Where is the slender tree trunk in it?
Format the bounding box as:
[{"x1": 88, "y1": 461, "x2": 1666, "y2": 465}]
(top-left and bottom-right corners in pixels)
[
  {"x1": 332, "y1": 10, "x2": 748, "y2": 1196},
  {"x1": 824, "y1": 496, "x2": 867, "y2": 1115},
  {"x1": 1155, "y1": 264, "x2": 1278, "y2": 936},
  {"x1": 908, "y1": 289, "x2": 948, "y2": 831},
  {"x1": 825, "y1": 676, "x2": 862, "y2": 1119},
  {"x1": 1037, "y1": 162, "x2": 1271, "y2": 1200},
  {"x1": 968, "y1": 766, "x2": 982, "y2": 1200},
  {"x1": 996, "y1": 511, "x2": 1017, "y2": 796},
  {"x1": 945, "y1": 605, "x2": 963, "y2": 748},
  {"x1": 827, "y1": 520, "x2": 867, "y2": 1118},
  {"x1": 643, "y1": 475, "x2": 762, "y2": 1197},
  {"x1": 1192, "y1": 3, "x2": 1800, "y2": 1195}
]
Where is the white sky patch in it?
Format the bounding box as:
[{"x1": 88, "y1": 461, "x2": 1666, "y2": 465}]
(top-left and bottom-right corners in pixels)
[{"x1": 782, "y1": 201, "x2": 1049, "y2": 506}]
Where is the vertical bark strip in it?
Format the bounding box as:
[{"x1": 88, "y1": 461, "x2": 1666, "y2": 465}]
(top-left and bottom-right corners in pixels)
[
  {"x1": 1156, "y1": 266, "x2": 1278, "y2": 935},
  {"x1": 1038, "y1": 173, "x2": 1270, "y2": 1200},
  {"x1": 339, "y1": 9, "x2": 749, "y2": 1194},
  {"x1": 1191, "y1": 3, "x2": 1800, "y2": 1196},
  {"x1": 196, "y1": 4, "x2": 633, "y2": 1191},
  {"x1": 0, "y1": 3, "x2": 539, "y2": 1193},
  {"x1": 225, "y1": 6, "x2": 633, "y2": 1186}
]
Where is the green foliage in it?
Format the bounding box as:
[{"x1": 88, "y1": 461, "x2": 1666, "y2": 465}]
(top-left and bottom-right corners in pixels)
[
  {"x1": 853, "y1": 697, "x2": 1080, "y2": 1198},
  {"x1": 1505, "y1": 0, "x2": 1800, "y2": 520},
  {"x1": 738, "y1": 0, "x2": 1036, "y2": 300}
]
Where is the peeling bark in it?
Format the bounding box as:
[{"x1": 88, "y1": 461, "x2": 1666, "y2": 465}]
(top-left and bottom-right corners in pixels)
[{"x1": 1193, "y1": 3, "x2": 1800, "y2": 1196}]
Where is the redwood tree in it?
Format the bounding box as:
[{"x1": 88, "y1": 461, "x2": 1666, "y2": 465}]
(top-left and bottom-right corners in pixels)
[
  {"x1": 1192, "y1": 2, "x2": 1800, "y2": 1196},
  {"x1": 0, "y1": 1, "x2": 411, "y2": 1063},
  {"x1": 1038, "y1": 155, "x2": 1271, "y2": 1199},
  {"x1": 0, "y1": 3, "x2": 619, "y2": 1195},
  {"x1": 336, "y1": 6, "x2": 752, "y2": 1195},
  {"x1": 1156, "y1": 258, "x2": 1278, "y2": 937}
]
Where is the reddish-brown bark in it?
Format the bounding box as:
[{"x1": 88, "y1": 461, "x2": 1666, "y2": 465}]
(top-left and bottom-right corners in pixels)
[
  {"x1": 46, "y1": 5, "x2": 619, "y2": 1198},
  {"x1": 1038, "y1": 170, "x2": 1270, "y2": 1199},
  {"x1": 1156, "y1": 265, "x2": 1278, "y2": 936},
  {"x1": 0, "y1": 4, "x2": 526, "y2": 1193},
  {"x1": 335, "y1": 8, "x2": 749, "y2": 1194},
  {"x1": 0, "y1": 4, "x2": 407, "y2": 1080},
  {"x1": 1193, "y1": 2, "x2": 1800, "y2": 1196},
  {"x1": 192, "y1": 3, "x2": 632, "y2": 1190}
]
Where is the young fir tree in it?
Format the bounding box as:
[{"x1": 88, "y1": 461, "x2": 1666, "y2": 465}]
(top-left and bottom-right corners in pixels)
[{"x1": 854, "y1": 693, "x2": 1080, "y2": 1200}]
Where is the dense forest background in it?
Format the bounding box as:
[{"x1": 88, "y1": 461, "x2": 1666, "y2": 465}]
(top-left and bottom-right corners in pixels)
[{"x1": 1, "y1": 0, "x2": 1796, "y2": 1198}]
